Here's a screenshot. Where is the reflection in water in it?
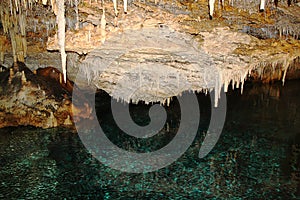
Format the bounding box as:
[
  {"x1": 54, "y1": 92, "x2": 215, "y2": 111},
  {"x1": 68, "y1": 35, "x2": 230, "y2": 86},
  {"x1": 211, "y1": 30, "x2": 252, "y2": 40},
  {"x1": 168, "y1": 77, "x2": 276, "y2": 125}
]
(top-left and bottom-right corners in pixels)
[{"x1": 0, "y1": 80, "x2": 299, "y2": 199}]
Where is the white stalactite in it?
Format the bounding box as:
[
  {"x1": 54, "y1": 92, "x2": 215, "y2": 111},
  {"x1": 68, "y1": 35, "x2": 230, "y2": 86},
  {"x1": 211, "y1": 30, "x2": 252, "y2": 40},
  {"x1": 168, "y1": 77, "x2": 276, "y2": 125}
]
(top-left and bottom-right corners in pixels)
[
  {"x1": 9, "y1": 0, "x2": 13, "y2": 16},
  {"x1": 113, "y1": 0, "x2": 118, "y2": 16},
  {"x1": 74, "y1": 0, "x2": 79, "y2": 30},
  {"x1": 124, "y1": 0, "x2": 127, "y2": 13},
  {"x1": 209, "y1": 0, "x2": 215, "y2": 19},
  {"x1": 100, "y1": 7, "x2": 106, "y2": 43},
  {"x1": 14, "y1": 0, "x2": 19, "y2": 12},
  {"x1": 260, "y1": 0, "x2": 265, "y2": 11},
  {"x1": 282, "y1": 59, "x2": 290, "y2": 86},
  {"x1": 10, "y1": 29, "x2": 17, "y2": 63},
  {"x1": 113, "y1": 0, "x2": 128, "y2": 16},
  {"x1": 56, "y1": 0, "x2": 67, "y2": 83}
]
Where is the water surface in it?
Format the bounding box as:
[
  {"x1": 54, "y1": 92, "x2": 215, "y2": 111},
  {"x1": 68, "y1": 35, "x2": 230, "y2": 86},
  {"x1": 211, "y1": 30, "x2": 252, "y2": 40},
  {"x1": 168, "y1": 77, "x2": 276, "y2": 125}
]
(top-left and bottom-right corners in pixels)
[{"x1": 0, "y1": 80, "x2": 299, "y2": 199}]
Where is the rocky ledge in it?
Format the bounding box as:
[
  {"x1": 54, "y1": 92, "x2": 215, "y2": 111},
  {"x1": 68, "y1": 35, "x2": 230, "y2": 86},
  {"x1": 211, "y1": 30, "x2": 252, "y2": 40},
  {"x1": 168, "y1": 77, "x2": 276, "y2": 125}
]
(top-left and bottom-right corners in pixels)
[{"x1": 0, "y1": 62, "x2": 92, "y2": 129}]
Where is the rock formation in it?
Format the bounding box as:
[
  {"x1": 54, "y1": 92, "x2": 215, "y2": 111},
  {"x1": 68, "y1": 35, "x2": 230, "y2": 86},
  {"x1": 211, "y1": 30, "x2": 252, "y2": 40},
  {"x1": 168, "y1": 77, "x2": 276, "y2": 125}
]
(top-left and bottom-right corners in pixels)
[
  {"x1": 0, "y1": 0, "x2": 300, "y2": 107},
  {"x1": 0, "y1": 62, "x2": 92, "y2": 128}
]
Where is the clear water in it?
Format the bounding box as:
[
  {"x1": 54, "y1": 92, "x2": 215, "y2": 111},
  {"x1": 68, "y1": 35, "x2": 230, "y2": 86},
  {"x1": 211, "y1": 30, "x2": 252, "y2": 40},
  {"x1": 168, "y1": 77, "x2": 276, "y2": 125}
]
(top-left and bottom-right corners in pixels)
[{"x1": 0, "y1": 80, "x2": 300, "y2": 199}]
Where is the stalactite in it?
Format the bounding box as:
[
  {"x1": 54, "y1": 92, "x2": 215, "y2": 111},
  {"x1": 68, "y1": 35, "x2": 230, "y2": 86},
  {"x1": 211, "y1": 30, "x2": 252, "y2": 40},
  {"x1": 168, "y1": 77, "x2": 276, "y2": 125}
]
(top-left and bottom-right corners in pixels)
[
  {"x1": 209, "y1": 0, "x2": 215, "y2": 19},
  {"x1": 0, "y1": 0, "x2": 27, "y2": 63},
  {"x1": 167, "y1": 97, "x2": 171, "y2": 107},
  {"x1": 0, "y1": 36, "x2": 7, "y2": 64},
  {"x1": 16, "y1": 34, "x2": 25, "y2": 62},
  {"x1": 9, "y1": 0, "x2": 13, "y2": 15},
  {"x1": 240, "y1": 71, "x2": 248, "y2": 94},
  {"x1": 112, "y1": 0, "x2": 128, "y2": 16},
  {"x1": 100, "y1": 7, "x2": 106, "y2": 43},
  {"x1": 113, "y1": 0, "x2": 118, "y2": 16},
  {"x1": 214, "y1": 71, "x2": 221, "y2": 107},
  {"x1": 15, "y1": 0, "x2": 19, "y2": 12},
  {"x1": 56, "y1": 0, "x2": 67, "y2": 83},
  {"x1": 9, "y1": 28, "x2": 18, "y2": 63},
  {"x1": 50, "y1": 0, "x2": 58, "y2": 15},
  {"x1": 259, "y1": 0, "x2": 265, "y2": 11},
  {"x1": 18, "y1": 12, "x2": 27, "y2": 59},
  {"x1": 74, "y1": 0, "x2": 79, "y2": 30},
  {"x1": 282, "y1": 59, "x2": 290, "y2": 86},
  {"x1": 124, "y1": 0, "x2": 127, "y2": 13}
]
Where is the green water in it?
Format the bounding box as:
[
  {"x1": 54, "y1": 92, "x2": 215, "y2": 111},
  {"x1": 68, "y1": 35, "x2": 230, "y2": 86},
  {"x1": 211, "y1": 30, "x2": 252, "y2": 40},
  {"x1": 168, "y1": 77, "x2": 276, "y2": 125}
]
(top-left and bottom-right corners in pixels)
[{"x1": 0, "y1": 80, "x2": 299, "y2": 199}]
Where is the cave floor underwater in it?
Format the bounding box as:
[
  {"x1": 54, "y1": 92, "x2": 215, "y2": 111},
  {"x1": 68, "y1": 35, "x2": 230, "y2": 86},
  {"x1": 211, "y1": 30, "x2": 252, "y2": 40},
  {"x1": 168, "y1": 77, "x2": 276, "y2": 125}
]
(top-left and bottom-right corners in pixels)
[{"x1": 0, "y1": 79, "x2": 299, "y2": 199}]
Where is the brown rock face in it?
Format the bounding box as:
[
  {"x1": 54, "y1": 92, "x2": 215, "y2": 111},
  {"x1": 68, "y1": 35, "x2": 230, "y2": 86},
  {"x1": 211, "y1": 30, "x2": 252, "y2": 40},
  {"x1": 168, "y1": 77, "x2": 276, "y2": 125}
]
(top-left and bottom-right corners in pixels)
[
  {"x1": 0, "y1": 62, "x2": 92, "y2": 129},
  {"x1": 35, "y1": 66, "x2": 74, "y2": 94}
]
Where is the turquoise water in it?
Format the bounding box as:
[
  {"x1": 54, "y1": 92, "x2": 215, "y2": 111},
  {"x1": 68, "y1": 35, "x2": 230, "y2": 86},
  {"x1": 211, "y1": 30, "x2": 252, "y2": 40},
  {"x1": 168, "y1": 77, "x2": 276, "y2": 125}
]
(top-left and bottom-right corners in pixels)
[{"x1": 0, "y1": 80, "x2": 299, "y2": 199}]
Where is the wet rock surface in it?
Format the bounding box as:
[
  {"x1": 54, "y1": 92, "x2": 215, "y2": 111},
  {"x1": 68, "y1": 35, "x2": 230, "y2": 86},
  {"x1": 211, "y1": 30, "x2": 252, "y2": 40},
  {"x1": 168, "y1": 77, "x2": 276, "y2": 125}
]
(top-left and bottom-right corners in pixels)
[{"x1": 0, "y1": 62, "x2": 92, "y2": 129}]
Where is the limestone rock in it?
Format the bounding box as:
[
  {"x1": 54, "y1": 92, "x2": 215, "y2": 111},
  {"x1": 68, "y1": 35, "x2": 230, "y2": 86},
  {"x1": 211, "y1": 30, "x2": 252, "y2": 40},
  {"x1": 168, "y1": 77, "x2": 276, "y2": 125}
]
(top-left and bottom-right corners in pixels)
[{"x1": 0, "y1": 62, "x2": 92, "y2": 128}]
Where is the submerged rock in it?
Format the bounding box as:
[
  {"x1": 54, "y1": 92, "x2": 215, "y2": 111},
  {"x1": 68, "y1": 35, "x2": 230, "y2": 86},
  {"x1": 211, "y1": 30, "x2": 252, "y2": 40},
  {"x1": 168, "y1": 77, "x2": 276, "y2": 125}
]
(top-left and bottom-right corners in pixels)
[{"x1": 0, "y1": 62, "x2": 92, "y2": 129}]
